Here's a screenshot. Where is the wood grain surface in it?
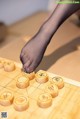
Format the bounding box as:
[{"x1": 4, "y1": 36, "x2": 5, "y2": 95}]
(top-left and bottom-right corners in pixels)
[{"x1": 0, "y1": 57, "x2": 80, "y2": 119}]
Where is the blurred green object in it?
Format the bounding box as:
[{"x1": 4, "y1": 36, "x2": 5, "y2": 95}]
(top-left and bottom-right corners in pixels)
[{"x1": 0, "y1": 22, "x2": 7, "y2": 42}]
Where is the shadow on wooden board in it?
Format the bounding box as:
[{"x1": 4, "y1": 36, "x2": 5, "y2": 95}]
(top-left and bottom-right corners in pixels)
[{"x1": 36, "y1": 37, "x2": 80, "y2": 71}]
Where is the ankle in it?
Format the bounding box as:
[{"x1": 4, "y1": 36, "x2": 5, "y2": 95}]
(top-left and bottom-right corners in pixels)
[{"x1": 41, "y1": 20, "x2": 58, "y2": 37}]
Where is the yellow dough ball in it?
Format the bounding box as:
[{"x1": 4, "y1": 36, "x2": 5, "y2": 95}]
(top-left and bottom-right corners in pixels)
[
  {"x1": 4, "y1": 62, "x2": 15, "y2": 72},
  {"x1": 45, "y1": 84, "x2": 59, "y2": 98},
  {"x1": 16, "y1": 76, "x2": 29, "y2": 89},
  {"x1": 52, "y1": 76, "x2": 64, "y2": 89},
  {"x1": 0, "y1": 91, "x2": 14, "y2": 106},
  {"x1": 13, "y1": 96, "x2": 29, "y2": 111},
  {"x1": 37, "y1": 93, "x2": 52, "y2": 108},
  {"x1": 35, "y1": 70, "x2": 48, "y2": 83}
]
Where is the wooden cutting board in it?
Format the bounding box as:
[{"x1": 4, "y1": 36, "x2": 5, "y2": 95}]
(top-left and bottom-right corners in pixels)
[{"x1": 0, "y1": 57, "x2": 80, "y2": 119}]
